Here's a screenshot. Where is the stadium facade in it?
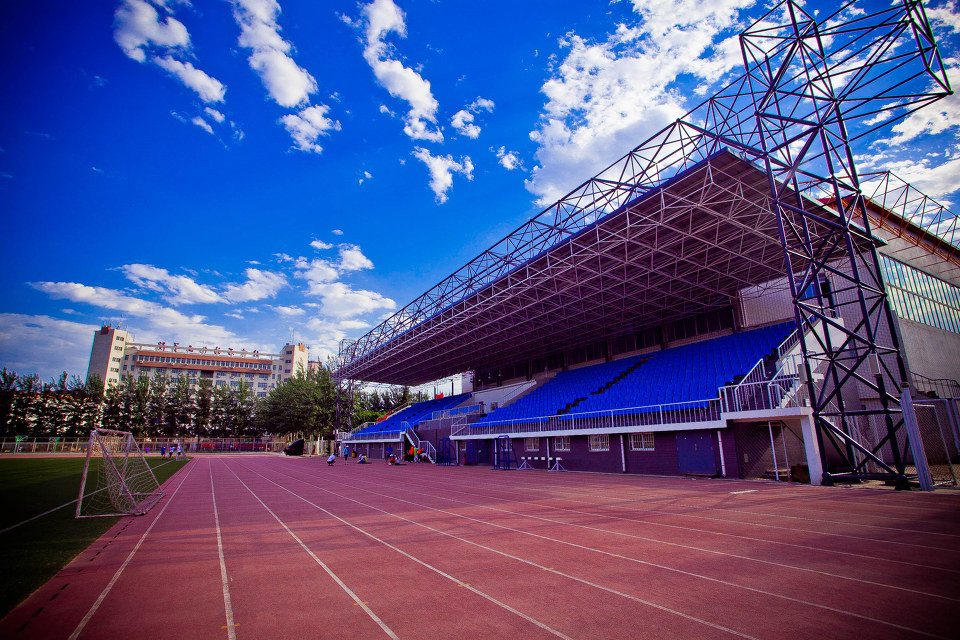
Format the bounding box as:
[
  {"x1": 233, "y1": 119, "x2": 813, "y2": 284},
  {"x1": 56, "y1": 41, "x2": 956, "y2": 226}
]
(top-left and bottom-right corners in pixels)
[
  {"x1": 337, "y1": 0, "x2": 959, "y2": 488},
  {"x1": 87, "y1": 324, "x2": 309, "y2": 397}
]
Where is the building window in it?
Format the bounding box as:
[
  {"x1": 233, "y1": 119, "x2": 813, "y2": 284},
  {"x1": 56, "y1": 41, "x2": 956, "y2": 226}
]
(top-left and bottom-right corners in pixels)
[
  {"x1": 880, "y1": 254, "x2": 960, "y2": 334},
  {"x1": 589, "y1": 434, "x2": 610, "y2": 452},
  {"x1": 630, "y1": 433, "x2": 655, "y2": 451},
  {"x1": 525, "y1": 438, "x2": 539, "y2": 452},
  {"x1": 258, "y1": 383, "x2": 267, "y2": 389},
  {"x1": 215, "y1": 380, "x2": 225, "y2": 386},
  {"x1": 553, "y1": 436, "x2": 570, "y2": 451}
]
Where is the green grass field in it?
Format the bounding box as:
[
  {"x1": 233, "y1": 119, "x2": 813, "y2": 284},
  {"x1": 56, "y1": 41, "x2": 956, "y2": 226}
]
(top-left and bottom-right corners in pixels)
[{"x1": 0, "y1": 456, "x2": 189, "y2": 617}]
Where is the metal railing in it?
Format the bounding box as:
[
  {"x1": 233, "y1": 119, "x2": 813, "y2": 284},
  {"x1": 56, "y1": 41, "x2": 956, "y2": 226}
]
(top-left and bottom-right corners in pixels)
[
  {"x1": 432, "y1": 403, "x2": 481, "y2": 420},
  {"x1": 458, "y1": 398, "x2": 722, "y2": 438},
  {"x1": 341, "y1": 431, "x2": 404, "y2": 442},
  {"x1": 911, "y1": 372, "x2": 960, "y2": 399},
  {"x1": 776, "y1": 308, "x2": 838, "y2": 360},
  {"x1": 402, "y1": 424, "x2": 436, "y2": 462}
]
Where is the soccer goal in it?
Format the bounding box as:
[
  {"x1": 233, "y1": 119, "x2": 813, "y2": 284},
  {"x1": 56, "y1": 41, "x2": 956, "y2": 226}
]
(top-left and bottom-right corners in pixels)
[{"x1": 75, "y1": 428, "x2": 164, "y2": 518}]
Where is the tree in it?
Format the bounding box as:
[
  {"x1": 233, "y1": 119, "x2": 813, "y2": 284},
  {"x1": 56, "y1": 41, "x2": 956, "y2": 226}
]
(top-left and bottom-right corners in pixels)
[
  {"x1": 10, "y1": 373, "x2": 40, "y2": 435},
  {"x1": 194, "y1": 378, "x2": 213, "y2": 437},
  {"x1": 147, "y1": 374, "x2": 171, "y2": 435},
  {"x1": 230, "y1": 380, "x2": 256, "y2": 436},
  {"x1": 210, "y1": 383, "x2": 232, "y2": 437},
  {"x1": 0, "y1": 368, "x2": 17, "y2": 436},
  {"x1": 167, "y1": 376, "x2": 195, "y2": 437},
  {"x1": 254, "y1": 365, "x2": 338, "y2": 439}
]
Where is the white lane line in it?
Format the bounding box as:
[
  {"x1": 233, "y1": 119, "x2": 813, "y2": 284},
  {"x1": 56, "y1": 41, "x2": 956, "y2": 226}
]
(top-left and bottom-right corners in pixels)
[
  {"x1": 210, "y1": 463, "x2": 237, "y2": 640},
  {"x1": 260, "y1": 465, "x2": 758, "y2": 640},
  {"x1": 283, "y1": 467, "x2": 951, "y2": 640},
  {"x1": 470, "y1": 473, "x2": 960, "y2": 540},
  {"x1": 68, "y1": 461, "x2": 196, "y2": 640},
  {"x1": 359, "y1": 472, "x2": 960, "y2": 597},
  {"x1": 439, "y1": 473, "x2": 960, "y2": 551},
  {"x1": 387, "y1": 472, "x2": 960, "y2": 574},
  {"x1": 222, "y1": 463, "x2": 400, "y2": 640},
  {"x1": 237, "y1": 463, "x2": 574, "y2": 640}
]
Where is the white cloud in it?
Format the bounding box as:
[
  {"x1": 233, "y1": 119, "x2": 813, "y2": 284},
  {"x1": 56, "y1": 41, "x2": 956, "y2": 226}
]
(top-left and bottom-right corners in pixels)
[
  {"x1": 113, "y1": 0, "x2": 226, "y2": 106},
  {"x1": 279, "y1": 105, "x2": 341, "y2": 154},
  {"x1": 272, "y1": 305, "x2": 305, "y2": 317},
  {"x1": 154, "y1": 56, "x2": 226, "y2": 103},
  {"x1": 0, "y1": 314, "x2": 99, "y2": 380},
  {"x1": 204, "y1": 107, "x2": 226, "y2": 123},
  {"x1": 359, "y1": 170, "x2": 373, "y2": 185},
  {"x1": 338, "y1": 244, "x2": 374, "y2": 271},
  {"x1": 878, "y1": 78, "x2": 960, "y2": 146},
  {"x1": 121, "y1": 263, "x2": 223, "y2": 304},
  {"x1": 294, "y1": 258, "x2": 339, "y2": 293},
  {"x1": 359, "y1": 0, "x2": 443, "y2": 142},
  {"x1": 222, "y1": 268, "x2": 288, "y2": 303},
  {"x1": 231, "y1": 0, "x2": 318, "y2": 108},
  {"x1": 873, "y1": 154, "x2": 960, "y2": 206},
  {"x1": 191, "y1": 115, "x2": 214, "y2": 135},
  {"x1": 451, "y1": 110, "x2": 481, "y2": 139},
  {"x1": 526, "y1": 0, "x2": 754, "y2": 204},
  {"x1": 301, "y1": 317, "x2": 373, "y2": 362},
  {"x1": 306, "y1": 282, "x2": 396, "y2": 318},
  {"x1": 249, "y1": 49, "x2": 318, "y2": 108},
  {"x1": 494, "y1": 146, "x2": 521, "y2": 170},
  {"x1": 469, "y1": 97, "x2": 495, "y2": 112},
  {"x1": 927, "y1": 1, "x2": 960, "y2": 33},
  {"x1": 28, "y1": 282, "x2": 239, "y2": 348},
  {"x1": 113, "y1": 0, "x2": 189, "y2": 62},
  {"x1": 331, "y1": 229, "x2": 344, "y2": 235},
  {"x1": 310, "y1": 239, "x2": 333, "y2": 250},
  {"x1": 412, "y1": 147, "x2": 474, "y2": 203}
]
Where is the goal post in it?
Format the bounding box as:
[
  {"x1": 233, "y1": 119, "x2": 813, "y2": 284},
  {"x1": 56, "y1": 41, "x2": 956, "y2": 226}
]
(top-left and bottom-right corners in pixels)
[{"x1": 75, "y1": 428, "x2": 164, "y2": 518}]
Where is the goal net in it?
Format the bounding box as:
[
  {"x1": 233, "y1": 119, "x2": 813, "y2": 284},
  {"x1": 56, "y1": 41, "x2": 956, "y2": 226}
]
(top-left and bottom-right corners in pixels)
[{"x1": 75, "y1": 428, "x2": 164, "y2": 518}]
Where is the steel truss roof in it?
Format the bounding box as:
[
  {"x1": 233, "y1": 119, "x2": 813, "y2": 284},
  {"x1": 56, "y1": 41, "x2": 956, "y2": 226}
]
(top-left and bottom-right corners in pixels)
[{"x1": 342, "y1": 151, "x2": 837, "y2": 385}]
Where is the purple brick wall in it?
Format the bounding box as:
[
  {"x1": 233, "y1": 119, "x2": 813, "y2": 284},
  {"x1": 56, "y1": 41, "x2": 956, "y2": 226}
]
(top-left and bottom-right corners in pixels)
[{"x1": 441, "y1": 429, "x2": 735, "y2": 477}]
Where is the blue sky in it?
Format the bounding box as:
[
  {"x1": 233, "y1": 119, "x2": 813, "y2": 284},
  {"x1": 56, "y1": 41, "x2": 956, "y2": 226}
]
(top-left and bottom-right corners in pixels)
[{"x1": 1, "y1": 0, "x2": 959, "y2": 384}]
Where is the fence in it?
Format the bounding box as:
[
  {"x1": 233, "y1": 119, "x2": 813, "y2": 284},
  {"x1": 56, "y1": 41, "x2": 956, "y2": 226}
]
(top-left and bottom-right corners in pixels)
[
  {"x1": 851, "y1": 399, "x2": 960, "y2": 487},
  {"x1": 0, "y1": 436, "x2": 294, "y2": 454},
  {"x1": 733, "y1": 421, "x2": 808, "y2": 481}
]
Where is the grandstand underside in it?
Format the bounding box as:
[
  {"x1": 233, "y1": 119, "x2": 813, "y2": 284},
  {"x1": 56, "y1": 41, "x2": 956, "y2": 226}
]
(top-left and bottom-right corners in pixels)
[{"x1": 341, "y1": 151, "x2": 842, "y2": 386}]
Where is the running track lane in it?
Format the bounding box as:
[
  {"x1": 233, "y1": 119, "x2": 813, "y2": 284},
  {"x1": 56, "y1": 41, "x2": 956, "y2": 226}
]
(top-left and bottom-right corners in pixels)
[
  {"x1": 0, "y1": 455, "x2": 957, "y2": 639},
  {"x1": 261, "y1": 460, "x2": 960, "y2": 639}
]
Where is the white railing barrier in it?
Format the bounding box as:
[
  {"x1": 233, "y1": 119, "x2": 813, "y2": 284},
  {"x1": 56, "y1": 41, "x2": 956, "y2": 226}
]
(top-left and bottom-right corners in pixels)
[
  {"x1": 459, "y1": 398, "x2": 721, "y2": 437},
  {"x1": 402, "y1": 423, "x2": 436, "y2": 463},
  {"x1": 431, "y1": 404, "x2": 482, "y2": 420}
]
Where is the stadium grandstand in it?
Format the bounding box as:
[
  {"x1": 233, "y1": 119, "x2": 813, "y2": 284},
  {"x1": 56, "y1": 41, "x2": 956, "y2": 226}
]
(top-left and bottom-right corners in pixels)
[{"x1": 338, "y1": 0, "x2": 960, "y2": 489}]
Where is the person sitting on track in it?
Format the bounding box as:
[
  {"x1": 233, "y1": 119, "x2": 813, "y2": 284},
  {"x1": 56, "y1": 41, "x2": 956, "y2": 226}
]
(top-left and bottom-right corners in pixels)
[
  {"x1": 388, "y1": 454, "x2": 398, "y2": 465},
  {"x1": 357, "y1": 454, "x2": 368, "y2": 464},
  {"x1": 327, "y1": 454, "x2": 336, "y2": 466}
]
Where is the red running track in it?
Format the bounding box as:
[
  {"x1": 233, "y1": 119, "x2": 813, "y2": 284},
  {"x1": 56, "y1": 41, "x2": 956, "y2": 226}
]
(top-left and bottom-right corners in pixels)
[{"x1": 2, "y1": 455, "x2": 959, "y2": 639}]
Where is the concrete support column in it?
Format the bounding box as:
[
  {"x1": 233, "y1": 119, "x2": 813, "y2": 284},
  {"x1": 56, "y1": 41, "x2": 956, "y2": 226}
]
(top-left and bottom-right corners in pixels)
[{"x1": 799, "y1": 412, "x2": 823, "y2": 486}]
